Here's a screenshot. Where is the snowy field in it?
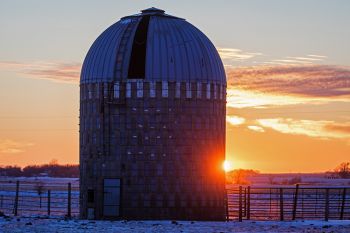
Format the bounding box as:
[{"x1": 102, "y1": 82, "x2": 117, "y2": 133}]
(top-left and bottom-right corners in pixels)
[
  {"x1": 1, "y1": 217, "x2": 350, "y2": 233},
  {"x1": 247, "y1": 173, "x2": 350, "y2": 186}
]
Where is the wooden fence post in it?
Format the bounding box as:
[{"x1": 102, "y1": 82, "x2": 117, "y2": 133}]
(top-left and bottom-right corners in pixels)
[
  {"x1": 67, "y1": 183, "x2": 71, "y2": 218},
  {"x1": 239, "y1": 186, "x2": 242, "y2": 222},
  {"x1": 247, "y1": 186, "x2": 251, "y2": 220},
  {"x1": 14, "y1": 181, "x2": 19, "y2": 216},
  {"x1": 325, "y1": 188, "x2": 329, "y2": 221},
  {"x1": 340, "y1": 188, "x2": 346, "y2": 220},
  {"x1": 279, "y1": 188, "x2": 284, "y2": 221},
  {"x1": 47, "y1": 190, "x2": 51, "y2": 216},
  {"x1": 292, "y1": 184, "x2": 299, "y2": 220}
]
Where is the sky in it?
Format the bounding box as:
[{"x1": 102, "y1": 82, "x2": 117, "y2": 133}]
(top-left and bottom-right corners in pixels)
[{"x1": 0, "y1": 0, "x2": 349, "y2": 173}]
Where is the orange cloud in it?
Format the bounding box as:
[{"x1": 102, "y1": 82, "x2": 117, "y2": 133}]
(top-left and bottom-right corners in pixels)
[
  {"x1": 226, "y1": 115, "x2": 246, "y2": 126},
  {"x1": 0, "y1": 139, "x2": 34, "y2": 154},
  {"x1": 257, "y1": 118, "x2": 350, "y2": 140},
  {"x1": 0, "y1": 61, "x2": 81, "y2": 83},
  {"x1": 226, "y1": 89, "x2": 310, "y2": 108},
  {"x1": 226, "y1": 64, "x2": 350, "y2": 108},
  {"x1": 247, "y1": 125, "x2": 265, "y2": 133},
  {"x1": 324, "y1": 124, "x2": 350, "y2": 134},
  {"x1": 227, "y1": 64, "x2": 350, "y2": 97}
]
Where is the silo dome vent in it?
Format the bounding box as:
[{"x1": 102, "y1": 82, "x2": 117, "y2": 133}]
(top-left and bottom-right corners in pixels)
[{"x1": 141, "y1": 7, "x2": 165, "y2": 15}]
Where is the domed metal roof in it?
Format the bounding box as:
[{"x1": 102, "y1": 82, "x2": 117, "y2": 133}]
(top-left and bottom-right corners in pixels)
[{"x1": 80, "y1": 8, "x2": 226, "y2": 84}]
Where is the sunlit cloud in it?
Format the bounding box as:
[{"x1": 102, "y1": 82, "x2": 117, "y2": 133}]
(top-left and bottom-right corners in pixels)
[
  {"x1": 272, "y1": 59, "x2": 312, "y2": 64},
  {"x1": 226, "y1": 115, "x2": 246, "y2": 126},
  {"x1": 218, "y1": 48, "x2": 262, "y2": 61},
  {"x1": 226, "y1": 89, "x2": 313, "y2": 109},
  {"x1": 0, "y1": 139, "x2": 34, "y2": 154},
  {"x1": 308, "y1": 55, "x2": 328, "y2": 59},
  {"x1": 247, "y1": 125, "x2": 265, "y2": 133},
  {"x1": 226, "y1": 64, "x2": 350, "y2": 97},
  {"x1": 257, "y1": 118, "x2": 350, "y2": 140},
  {"x1": 0, "y1": 61, "x2": 81, "y2": 83},
  {"x1": 324, "y1": 124, "x2": 350, "y2": 134},
  {"x1": 226, "y1": 64, "x2": 350, "y2": 108},
  {"x1": 258, "y1": 54, "x2": 327, "y2": 66},
  {"x1": 286, "y1": 56, "x2": 324, "y2": 62}
]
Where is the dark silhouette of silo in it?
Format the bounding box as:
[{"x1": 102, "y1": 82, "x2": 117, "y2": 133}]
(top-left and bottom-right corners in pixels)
[{"x1": 80, "y1": 8, "x2": 227, "y2": 220}]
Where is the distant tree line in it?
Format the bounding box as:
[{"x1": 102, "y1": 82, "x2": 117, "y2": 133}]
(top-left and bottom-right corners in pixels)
[
  {"x1": 226, "y1": 169, "x2": 260, "y2": 185},
  {"x1": 0, "y1": 163, "x2": 79, "y2": 177},
  {"x1": 225, "y1": 161, "x2": 350, "y2": 185},
  {"x1": 327, "y1": 161, "x2": 350, "y2": 179}
]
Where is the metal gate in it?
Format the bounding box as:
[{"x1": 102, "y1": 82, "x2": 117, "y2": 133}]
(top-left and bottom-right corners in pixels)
[{"x1": 103, "y1": 178, "x2": 121, "y2": 217}]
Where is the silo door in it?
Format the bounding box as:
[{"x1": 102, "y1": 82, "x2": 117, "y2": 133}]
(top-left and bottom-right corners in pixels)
[{"x1": 103, "y1": 178, "x2": 121, "y2": 217}]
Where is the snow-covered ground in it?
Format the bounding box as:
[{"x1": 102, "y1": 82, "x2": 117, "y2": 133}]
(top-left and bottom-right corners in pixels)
[
  {"x1": 1, "y1": 217, "x2": 350, "y2": 233},
  {"x1": 247, "y1": 173, "x2": 350, "y2": 186}
]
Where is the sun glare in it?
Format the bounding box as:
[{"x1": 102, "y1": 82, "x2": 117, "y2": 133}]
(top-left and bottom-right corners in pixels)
[{"x1": 223, "y1": 160, "x2": 232, "y2": 172}]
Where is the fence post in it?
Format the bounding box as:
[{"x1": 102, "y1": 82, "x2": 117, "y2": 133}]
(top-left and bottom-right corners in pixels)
[
  {"x1": 239, "y1": 186, "x2": 242, "y2": 222},
  {"x1": 225, "y1": 189, "x2": 229, "y2": 221},
  {"x1": 340, "y1": 188, "x2": 346, "y2": 220},
  {"x1": 67, "y1": 183, "x2": 71, "y2": 218},
  {"x1": 247, "y1": 186, "x2": 251, "y2": 220},
  {"x1": 292, "y1": 184, "x2": 299, "y2": 220},
  {"x1": 244, "y1": 187, "x2": 247, "y2": 217},
  {"x1": 14, "y1": 180, "x2": 19, "y2": 216},
  {"x1": 325, "y1": 188, "x2": 329, "y2": 221},
  {"x1": 47, "y1": 190, "x2": 51, "y2": 216},
  {"x1": 269, "y1": 188, "x2": 272, "y2": 214},
  {"x1": 279, "y1": 188, "x2": 284, "y2": 221}
]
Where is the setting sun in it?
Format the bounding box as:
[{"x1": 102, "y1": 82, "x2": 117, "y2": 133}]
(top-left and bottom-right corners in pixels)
[{"x1": 223, "y1": 160, "x2": 232, "y2": 172}]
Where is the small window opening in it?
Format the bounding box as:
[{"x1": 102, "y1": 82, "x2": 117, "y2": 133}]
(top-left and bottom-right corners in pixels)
[{"x1": 87, "y1": 189, "x2": 94, "y2": 203}]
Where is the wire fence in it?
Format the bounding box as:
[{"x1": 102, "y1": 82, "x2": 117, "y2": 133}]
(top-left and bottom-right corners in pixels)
[
  {"x1": 1, "y1": 180, "x2": 349, "y2": 221},
  {"x1": 227, "y1": 185, "x2": 350, "y2": 221},
  {"x1": 0, "y1": 180, "x2": 79, "y2": 217}
]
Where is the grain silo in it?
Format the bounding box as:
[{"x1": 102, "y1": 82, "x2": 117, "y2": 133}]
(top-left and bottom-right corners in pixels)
[{"x1": 80, "y1": 8, "x2": 227, "y2": 220}]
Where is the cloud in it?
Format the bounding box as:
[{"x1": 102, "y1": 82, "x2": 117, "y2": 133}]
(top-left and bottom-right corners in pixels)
[
  {"x1": 247, "y1": 125, "x2": 265, "y2": 133},
  {"x1": 226, "y1": 64, "x2": 350, "y2": 108},
  {"x1": 257, "y1": 118, "x2": 350, "y2": 140},
  {"x1": 0, "y1": 139, "x2": 34, "y2": 154},
  {"x1": 268, "y1": 55, "x2": 327, "y2": 65},
  {"x1": 324, "y1": 124, "x2": 350, "y2": 134},
  {"x1": 226, "y1": 113, "x2": 350, "y2": 141},
  {"x1": 226, "y1": 89, "x2": 309, "y2": 109},
  {"x1": 0, "y1": 61, "x2": 81, "y2": 83},
  {"x1": 218, "y1": 48, "x2": 262, "y2": 62},
  {"x1": 272, "y1": 59, "x2": 312, "y2": 64},
  {"x1": 286, "y1": 56, "x2": 324, "y2": 62},
  {"x1": 257, "y1": 54, "x2": 327, "y2": 66},
  {"x1": 226, "y1": 115, "x2": 246, "y2": 126},
  {"x1": 308, "y1": 55, "x2": 328, "y2": 59},
  {"x1": 227, "y1": 65, "x2": 350, "y2": 97}
]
